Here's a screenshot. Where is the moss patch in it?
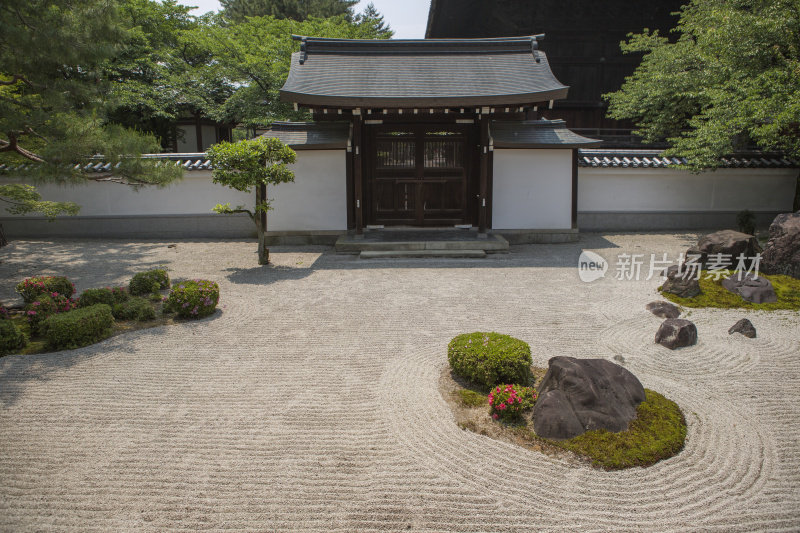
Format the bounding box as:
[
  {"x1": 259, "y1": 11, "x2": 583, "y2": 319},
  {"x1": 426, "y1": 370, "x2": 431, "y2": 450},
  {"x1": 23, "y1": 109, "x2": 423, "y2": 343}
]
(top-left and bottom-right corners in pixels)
[
  {"x1": 441, "y1": 369, "x2": 687, "y2": 470},
  {"x1": 661, "y1": 271, "x2": 800, "y2": 311},
  {"x1": 546, "y1": 389, "x2": 686, "y2": 469},
  {"x1": 456, "y1": 388, "x2": 487, "y2": 408}
]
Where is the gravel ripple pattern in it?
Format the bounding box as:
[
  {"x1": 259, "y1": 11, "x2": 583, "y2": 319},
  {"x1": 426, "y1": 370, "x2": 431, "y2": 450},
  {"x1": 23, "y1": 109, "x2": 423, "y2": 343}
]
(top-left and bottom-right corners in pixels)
[{"x1": 1, "y1": 234, "x2": 799, "y2": 531}]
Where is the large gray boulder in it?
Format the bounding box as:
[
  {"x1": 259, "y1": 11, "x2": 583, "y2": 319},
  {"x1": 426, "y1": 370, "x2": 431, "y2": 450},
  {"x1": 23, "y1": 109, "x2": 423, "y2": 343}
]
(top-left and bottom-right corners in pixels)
[
  {"x1": 761, "y1": 211, "x2": 800, "y2": 279},
  {"x1": 655, "y1": 318, "x2": 698, "y2": 350},
  {"x1": 721, "y1": 273, "x2": 778, "y2": 304},
  {"x1": 687, "y1": 230, "x2": 762, "y2": 268},
  {"x1": 533, "y1": 357, "x2": 646, "y2": 440}
]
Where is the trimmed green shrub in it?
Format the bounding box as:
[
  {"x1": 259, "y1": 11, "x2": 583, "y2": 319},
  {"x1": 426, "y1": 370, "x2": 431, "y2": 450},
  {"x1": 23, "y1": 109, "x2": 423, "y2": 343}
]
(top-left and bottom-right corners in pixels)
[
  {"x1": 15, "y1": 276, "x2": 76, "y2": 303},
  {"x1": 112, "y1": 297, "x2": 156, "y2": 321},
  {"x1": 24, "y1": 294, "x2": 76, "y2": 335},
  {"x1": 165, "y1": 279, "x2": 219, "y2": 319},
  {"x1": 448, "y1": 332, "x2": 532, "y2": 389},
  {"x1": 129, "y1": 269, "x2": 170, "y2": 296},
  {"x1": 78, "y1": 287, "x2": 129, "y2": 308},
  {"x1": 0, "y1": 320, "x2": 27, "y2": 355},
  {"x1": 43, "y1": 304, "x2": 114, "y2": 350}
]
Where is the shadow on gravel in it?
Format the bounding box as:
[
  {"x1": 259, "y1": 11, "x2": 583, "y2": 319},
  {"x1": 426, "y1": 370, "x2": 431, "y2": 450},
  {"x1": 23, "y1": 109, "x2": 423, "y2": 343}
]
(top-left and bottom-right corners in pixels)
[
  {"x1": 0, "y1": 239, "x2": 175, "y2": 304},
  {"x1": 225, "y1": 234, "x2": 625, "y2": 285}
]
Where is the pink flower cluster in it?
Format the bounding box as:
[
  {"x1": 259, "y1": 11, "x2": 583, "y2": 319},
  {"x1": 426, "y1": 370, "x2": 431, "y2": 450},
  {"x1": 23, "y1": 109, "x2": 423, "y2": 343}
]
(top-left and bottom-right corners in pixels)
[{"x1": 488, "y1": 384, "x2": 537, "y2": 422}]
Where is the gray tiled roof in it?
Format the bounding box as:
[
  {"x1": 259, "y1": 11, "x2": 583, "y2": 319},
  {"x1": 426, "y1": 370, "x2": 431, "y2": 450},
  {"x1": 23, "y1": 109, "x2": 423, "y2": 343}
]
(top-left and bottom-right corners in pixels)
[
  {"x1": 280, "y1": 36, "x2": 568, "y2": 108},
  {"x1": 491, "y1": 120, "x2": 601, "y2": 148},
  {"x1": 257, "y1": 122, "x2": 349, "y2": 149},
  {"x1": 578, "y1": 150, "x2": 800, "y2": 168}
]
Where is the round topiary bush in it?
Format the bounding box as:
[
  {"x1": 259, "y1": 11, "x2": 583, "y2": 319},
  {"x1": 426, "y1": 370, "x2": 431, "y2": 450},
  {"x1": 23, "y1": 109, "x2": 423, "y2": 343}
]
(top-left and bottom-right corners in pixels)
[
  {"x1": 15, "y1": 276, "x2": 75, "y2": 303},
  {"x1": 112, "y1": 296, "x2": 156, "y2": 322},
  {"x1": 129, "y1": 269, "x2": 170, "y2": 296},
  {"x1": 448, "y1": 332, "x2": 532, "y2": 389},
  {"x1": 78, "y1": 287, "x2": 129, "y2": 308},
  {"x1": 165, "y1": 280, "x2": 219, "y2": 319},
  {"x1": 43, "y1": 304, "x2": 114, "y2": 350},
  {"x1": 0, "y1": 319, "x2": 28, "y2": 355}
]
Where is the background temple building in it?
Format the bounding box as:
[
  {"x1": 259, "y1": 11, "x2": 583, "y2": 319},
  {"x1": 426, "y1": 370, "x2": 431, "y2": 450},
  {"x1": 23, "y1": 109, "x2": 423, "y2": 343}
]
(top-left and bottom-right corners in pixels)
[{"x1": 426, "y1": 0, "x2": 686, "y2": 146}]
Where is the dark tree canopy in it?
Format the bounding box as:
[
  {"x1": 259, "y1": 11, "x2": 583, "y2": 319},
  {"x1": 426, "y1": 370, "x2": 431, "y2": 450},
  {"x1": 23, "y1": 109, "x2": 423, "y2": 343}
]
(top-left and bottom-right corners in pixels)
[
  {"x1": 220, "y1": 0, "x2": 359, "y2": 23},
  {"x1": 605, "y1": 0, "x2": 800, "y2": 171}
]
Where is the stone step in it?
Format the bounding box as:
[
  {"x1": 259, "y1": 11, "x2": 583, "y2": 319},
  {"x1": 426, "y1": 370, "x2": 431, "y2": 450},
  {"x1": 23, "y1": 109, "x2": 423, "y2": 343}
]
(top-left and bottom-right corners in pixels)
[
  {"x1": 359, "y1": 250, "x2": 487, "y2": 259},
  {"x1": 335, "y1": 232, "x2": 509, "y2": 254}
]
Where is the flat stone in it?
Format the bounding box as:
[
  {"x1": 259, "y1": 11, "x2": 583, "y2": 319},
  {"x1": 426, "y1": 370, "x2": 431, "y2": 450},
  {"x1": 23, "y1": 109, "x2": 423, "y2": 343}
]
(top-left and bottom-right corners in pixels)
[
  {"x1": 729, "y1": 318, "x2": 757, "y2": 338},
  {"x1": 762, "y1": 211, "x2": 800, "y2": 279},
  {"x1": 646, "y1": 301, "x2": 681, "y2": 319},
  {"x1": 656, "y1": 318, "x2": 698, "y2": 350},
  {"x1": 359, "y1": 250, "x2": 486, "y2": 259},
  {"x1": 721, "y1": 274, "x2": 778, "y2": 304},
  {"x1": 533, "y1": 357, "x2": 646, "y2": 440}
]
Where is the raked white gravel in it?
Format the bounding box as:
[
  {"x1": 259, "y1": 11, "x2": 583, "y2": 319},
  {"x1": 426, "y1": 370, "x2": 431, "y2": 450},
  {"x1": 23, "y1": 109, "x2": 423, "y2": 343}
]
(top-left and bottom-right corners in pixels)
[{"x1": 1, "y1": 234, "x2": 799, "y2": 532}]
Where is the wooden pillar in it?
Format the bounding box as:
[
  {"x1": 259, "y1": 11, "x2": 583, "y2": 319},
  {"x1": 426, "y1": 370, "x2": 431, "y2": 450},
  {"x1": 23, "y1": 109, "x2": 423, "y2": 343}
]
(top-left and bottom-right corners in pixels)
[
  {"x1": 352, "y1": 113, "x2": 364, "y2": 235},
  {"x1": 571, "y1": 148, "x2": 579, "y2": 229},
  {"x1": 478, "y1": 113, "x2": 490, "y2": 233},
  {"x1": 195, "y1": 114, "x2": 203, "y2": 153}
]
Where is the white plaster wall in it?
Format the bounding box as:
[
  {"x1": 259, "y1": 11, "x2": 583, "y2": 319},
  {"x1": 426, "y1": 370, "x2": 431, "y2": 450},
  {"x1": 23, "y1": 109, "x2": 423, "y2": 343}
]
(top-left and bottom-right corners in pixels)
[
  {"x1": 0, "y1": 150, "x2": 348, "y2": 232},
  {"x1": 579, "y1": 167, "x2": 797, "y2": 212},
  {"x1": 267, "y1": 150, "x2": 348, "y2": 231},
  {"x1": 492, "y1": 149, "x2": 574, "y2": 229},
  {"x1": 0, "y1": 170, "x2": 250, "y2": 216}
]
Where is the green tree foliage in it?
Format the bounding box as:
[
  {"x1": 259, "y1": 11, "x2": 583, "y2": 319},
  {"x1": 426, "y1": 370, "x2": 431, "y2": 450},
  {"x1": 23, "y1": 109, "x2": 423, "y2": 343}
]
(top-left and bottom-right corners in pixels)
[
  {"x1": 605, "y1": 0, "x2": 800, "y2": 171},
  {"x1": 207, "y1": 137, "x2": 296, "y2": 264},
  {"x1": 185, "y1": 14, "x2": 392, "y2": 128},
  {"x1": 0, "y1": 0, "x2": 183, "y2": 217},
  {"x1": 220, "y1": 0, "x2": 358, "y2": 23},
  {"x1": 0, "y1": 185, "x2": 78, "y2": 219},
  {"x1": 105, "y1": 0, "x2": 232, "y2": 149}
]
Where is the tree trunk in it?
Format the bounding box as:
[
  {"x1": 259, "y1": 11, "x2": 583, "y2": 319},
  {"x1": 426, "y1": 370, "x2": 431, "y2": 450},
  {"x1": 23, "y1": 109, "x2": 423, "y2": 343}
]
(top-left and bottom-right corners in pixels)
[
  {"x1": 257, "y1": 227, "x2": 269, "y2": 265},
  {"x1": 256, "y1": 183, "x2": 269, "y2": 265}
]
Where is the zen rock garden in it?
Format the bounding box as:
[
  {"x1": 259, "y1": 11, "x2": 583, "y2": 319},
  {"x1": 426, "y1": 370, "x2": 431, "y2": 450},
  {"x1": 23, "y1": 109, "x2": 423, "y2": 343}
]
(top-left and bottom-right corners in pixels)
[{"x1": 445, "y1": 332, "x2": 686, "y2": 469}]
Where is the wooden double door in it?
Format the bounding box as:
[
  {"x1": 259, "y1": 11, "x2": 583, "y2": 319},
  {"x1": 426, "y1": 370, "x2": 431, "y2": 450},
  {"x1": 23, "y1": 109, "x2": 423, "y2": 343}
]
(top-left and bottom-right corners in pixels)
[{"x1": 364, "y1": 124, "x2": 477, "y2": 227}]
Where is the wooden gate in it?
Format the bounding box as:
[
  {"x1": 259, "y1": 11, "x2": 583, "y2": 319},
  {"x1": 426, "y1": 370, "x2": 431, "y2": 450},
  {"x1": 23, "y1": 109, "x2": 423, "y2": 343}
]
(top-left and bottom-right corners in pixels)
[{"x1": 365, "y1": 124, "x2": 474, "y2": 226}]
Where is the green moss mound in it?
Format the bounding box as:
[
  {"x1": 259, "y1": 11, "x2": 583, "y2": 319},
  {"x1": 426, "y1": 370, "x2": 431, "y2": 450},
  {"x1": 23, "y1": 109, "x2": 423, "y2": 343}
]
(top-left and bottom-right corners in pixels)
[
  {"x1": 448, "y1": 332, "x2": 532, "y2": 389},
  {"x1": 661, "y1": 271, "x2": 800, "y2": 310},
  {"x1": 548, "y1": 389, "x2": 686, "y2": 469},
  {"x1": 456, "y1": 389, "x2": 486, "y2": 408}
]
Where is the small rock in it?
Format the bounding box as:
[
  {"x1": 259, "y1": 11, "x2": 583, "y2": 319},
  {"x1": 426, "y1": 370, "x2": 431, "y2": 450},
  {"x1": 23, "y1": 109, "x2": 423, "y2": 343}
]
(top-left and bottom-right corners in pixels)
[
  {"x1": 655, "y1": 318, "x2": 698, "y2": 350},
  {"x1": 728, "y1": 319, "x2": 757, "y2": 338},
  {"x1": 533, "y1": 357, "x2": 646, "y2": 440},
  {"x1": 646, "y1": 301, "x2": 681, "y2": 319},
  {"x1": 761, "y1": 211, "x2": 800, "y2": 279},
  {"x1": 721, "y1": 274, "x2": 778, "y2": 304},
  {"x1": 168, "y1": 244, "x2": 177, "y2": 249},
  {"x1": 686, "y1": 229, "x2": 762, "y2": 268}
]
